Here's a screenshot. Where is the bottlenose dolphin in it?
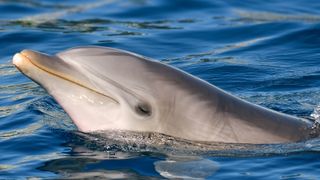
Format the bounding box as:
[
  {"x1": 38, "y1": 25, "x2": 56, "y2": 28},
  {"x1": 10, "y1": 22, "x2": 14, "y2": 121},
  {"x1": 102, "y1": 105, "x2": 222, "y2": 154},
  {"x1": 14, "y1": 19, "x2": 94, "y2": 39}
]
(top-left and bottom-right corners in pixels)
[{"x1": 12, "y1": 46, "x2": 315, "y2": 144}]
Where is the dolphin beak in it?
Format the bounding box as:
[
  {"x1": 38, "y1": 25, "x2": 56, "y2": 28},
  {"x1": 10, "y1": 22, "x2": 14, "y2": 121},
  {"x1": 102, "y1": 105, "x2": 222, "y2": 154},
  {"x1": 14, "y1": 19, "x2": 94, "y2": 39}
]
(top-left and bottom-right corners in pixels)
[
  {"x1": 12, "y1": 50, "x2": 35, "y2": 74},
  {"x1": 13, "y1": 49, "x2": 50, "y2": 66},
  {"x1": 13, "y1": 49, "x2": 72, "y2": 78},
  {"x1": 12, "y1": 49, "x2": 117, "y2": 103},
  {"x1": 12, "y1": 49, "x2": 82, "y2": 88},
  {"x1": 13, "y1": 50, "x2": 49, "y2": 70},
  {"x1": 12, "y1": 51, "x2": 28, "y2": 67}
]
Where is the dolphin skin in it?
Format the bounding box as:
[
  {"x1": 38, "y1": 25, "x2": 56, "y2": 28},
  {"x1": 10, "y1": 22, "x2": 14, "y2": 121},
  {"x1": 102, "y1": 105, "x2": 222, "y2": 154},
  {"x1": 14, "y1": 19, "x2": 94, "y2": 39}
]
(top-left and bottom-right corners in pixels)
[{"x1": 12, "y1": 46, "x2": 315, "y2": 144}]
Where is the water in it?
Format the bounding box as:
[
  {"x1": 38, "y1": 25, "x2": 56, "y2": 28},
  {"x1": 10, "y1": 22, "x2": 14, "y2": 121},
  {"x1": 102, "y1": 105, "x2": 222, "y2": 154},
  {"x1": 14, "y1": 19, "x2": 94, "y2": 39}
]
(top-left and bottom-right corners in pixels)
[{"x1": 1, "y1": 0, "x2": 320, "y2": 179}]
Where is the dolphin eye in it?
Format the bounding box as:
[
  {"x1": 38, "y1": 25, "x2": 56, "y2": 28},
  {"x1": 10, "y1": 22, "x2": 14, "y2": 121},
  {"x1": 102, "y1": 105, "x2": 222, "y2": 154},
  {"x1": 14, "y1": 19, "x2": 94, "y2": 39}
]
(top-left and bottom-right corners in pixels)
[{"x1": 135, "y1": 103, "x2": 152, "y2": 116}]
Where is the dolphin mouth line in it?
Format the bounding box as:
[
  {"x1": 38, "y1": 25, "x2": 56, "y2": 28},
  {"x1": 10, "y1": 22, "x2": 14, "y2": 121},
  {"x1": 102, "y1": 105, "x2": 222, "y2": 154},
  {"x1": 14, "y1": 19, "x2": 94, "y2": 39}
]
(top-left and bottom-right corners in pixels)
[{"x1": 19, "y1": 52, "x2": 119, "y2": 104}]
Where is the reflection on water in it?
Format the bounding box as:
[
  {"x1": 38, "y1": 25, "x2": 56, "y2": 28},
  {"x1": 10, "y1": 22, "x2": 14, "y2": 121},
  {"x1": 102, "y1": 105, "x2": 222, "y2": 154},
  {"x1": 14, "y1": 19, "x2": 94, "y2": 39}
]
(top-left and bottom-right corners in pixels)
[
  {"x1": 34, "y1": 130, "x2": 320, "y2": 179},
  {"x1": 14, "y1": 0, "x2": 116, "y2": 24},
  {"x1": 38, "y1": 131, "x2": 219, "y2": 179}
]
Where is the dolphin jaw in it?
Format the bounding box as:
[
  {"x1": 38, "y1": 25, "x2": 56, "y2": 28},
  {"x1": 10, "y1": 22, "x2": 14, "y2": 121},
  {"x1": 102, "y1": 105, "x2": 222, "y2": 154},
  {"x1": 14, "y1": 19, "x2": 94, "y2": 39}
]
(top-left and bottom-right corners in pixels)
[
  {"x1": 13, "y1": 50, "x2": 119, "y2": 105},
  {"x1": 12, "y1": 50, "x2": 125, "y2": 132}
]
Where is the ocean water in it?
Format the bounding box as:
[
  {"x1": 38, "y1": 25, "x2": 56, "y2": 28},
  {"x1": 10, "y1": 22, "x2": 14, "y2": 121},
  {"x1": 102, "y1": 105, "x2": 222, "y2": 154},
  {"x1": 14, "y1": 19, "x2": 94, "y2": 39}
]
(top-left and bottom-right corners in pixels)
[{"x1": 1, "y1": 0, "x2": 320, "y2": 179}]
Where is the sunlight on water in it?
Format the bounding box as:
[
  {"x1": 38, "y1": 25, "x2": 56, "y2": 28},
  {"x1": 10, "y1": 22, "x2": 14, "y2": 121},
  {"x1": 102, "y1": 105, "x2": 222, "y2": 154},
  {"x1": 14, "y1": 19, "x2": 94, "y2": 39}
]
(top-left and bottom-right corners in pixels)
[{"x1": 235, "y1": 10, "x2": 320, "y2": 23}]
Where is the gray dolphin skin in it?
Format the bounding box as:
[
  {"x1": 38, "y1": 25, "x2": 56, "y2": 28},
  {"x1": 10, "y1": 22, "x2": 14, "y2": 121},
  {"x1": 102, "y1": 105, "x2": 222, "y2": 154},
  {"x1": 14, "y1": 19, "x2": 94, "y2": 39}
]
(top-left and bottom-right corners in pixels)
[{"x1": 12, "y1": 46, "x2": 315, "y2": 144}]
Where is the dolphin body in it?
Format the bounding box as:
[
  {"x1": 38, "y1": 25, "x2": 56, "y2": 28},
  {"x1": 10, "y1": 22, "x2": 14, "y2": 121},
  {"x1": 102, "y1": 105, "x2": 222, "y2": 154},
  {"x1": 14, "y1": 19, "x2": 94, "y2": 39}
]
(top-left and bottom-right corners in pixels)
[{"x1": 12, "y1": 46, "x2": 315, "y2": 144}]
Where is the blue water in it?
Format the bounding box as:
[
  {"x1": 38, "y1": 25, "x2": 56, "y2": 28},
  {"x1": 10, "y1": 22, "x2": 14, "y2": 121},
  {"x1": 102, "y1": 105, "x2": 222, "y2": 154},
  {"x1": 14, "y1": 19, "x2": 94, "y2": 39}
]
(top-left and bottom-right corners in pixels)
[{"x1": 1, "y1": 0, "x2": 320, "y2": 179}]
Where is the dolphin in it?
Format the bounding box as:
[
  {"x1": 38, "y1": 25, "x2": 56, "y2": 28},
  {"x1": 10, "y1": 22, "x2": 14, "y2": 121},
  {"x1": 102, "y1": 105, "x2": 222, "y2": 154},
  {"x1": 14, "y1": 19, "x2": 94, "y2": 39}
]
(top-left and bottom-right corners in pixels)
[{"x1": 12, "y1": 46, "x2": 315, "y2": 144}]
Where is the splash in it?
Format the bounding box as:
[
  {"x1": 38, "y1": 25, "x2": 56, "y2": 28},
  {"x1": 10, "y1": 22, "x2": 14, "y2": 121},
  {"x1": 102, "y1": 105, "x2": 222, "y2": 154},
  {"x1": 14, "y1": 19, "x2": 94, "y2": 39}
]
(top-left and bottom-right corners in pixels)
[
  {"x1": 311, "y1": 105, "x2": 320, "y2": 123},
  {"x1": 310, "y1": 105, "x2": 320, "y2": 137},
  {"x1": 65, "y1": 130, "x2": 320, "y2": 157}
]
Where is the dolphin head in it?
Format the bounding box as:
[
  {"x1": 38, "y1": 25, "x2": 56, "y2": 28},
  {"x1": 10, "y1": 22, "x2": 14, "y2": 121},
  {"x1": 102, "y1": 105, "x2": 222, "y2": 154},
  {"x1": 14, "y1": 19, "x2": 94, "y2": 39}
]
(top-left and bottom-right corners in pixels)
[
  {"x1": 13, "y1": 46, "x2": 313, "y2": 144},
  {"x1": 12, "y1": 46, "x2": 191, "y2": 135}
]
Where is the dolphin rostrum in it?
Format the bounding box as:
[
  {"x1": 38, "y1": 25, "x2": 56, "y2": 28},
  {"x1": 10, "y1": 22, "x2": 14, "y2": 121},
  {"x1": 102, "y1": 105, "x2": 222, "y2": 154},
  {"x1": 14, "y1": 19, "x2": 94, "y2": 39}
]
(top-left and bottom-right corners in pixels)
[{"x1": 12, "y1": 46, "x2": 316, "y2": 144}]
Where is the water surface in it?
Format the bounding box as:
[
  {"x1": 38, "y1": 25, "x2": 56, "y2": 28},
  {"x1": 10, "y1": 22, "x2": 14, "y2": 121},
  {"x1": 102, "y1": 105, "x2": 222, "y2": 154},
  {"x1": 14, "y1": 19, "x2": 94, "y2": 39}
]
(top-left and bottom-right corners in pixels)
[{"x1": 1, "y1": 0, "x2": 320, "y2": 179}]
